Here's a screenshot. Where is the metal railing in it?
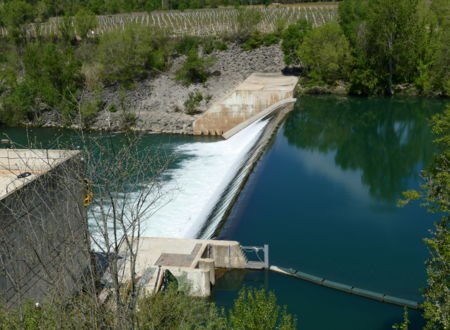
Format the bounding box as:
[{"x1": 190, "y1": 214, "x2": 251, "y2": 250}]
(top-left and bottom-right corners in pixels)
[{"x1": 240, "y1": 244, "x2": 269, "y2": 269}]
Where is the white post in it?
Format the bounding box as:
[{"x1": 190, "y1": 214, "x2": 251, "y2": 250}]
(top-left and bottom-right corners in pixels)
[{"x1": 264, "y1": 244, "x2": 269, "y2": 269}]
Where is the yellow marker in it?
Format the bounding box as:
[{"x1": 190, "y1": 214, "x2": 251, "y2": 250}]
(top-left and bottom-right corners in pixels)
[{"x1": 83, "y1": 178, "x2": 94, "y2": 206}]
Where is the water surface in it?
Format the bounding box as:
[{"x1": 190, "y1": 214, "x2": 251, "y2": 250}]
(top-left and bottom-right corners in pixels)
[{"x1": 214, "y1": 96, "x2": 448, "y2": 329}]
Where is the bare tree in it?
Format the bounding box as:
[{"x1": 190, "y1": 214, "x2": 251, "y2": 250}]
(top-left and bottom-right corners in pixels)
[{"x1": 0, "y1": 132, "x2": 172, "y2": 328}]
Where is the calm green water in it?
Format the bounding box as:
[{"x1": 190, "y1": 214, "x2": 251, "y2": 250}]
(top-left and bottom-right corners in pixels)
[{"x1": 214, "y1": 96, "x2": 448, "y2": 330}]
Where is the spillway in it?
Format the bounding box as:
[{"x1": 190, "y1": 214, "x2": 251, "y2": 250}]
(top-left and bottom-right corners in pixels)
[
  {"x1": 142, "y1": 119, "x2": 269, "y2": 238},
  {"x1": 142, "y1": 103, "x2": 293, "y2": 239}
]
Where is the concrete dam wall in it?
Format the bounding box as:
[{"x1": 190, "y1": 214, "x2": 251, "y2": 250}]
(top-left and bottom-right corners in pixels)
[
  {"x1": 193, "y1": 73, "x2": 298, "y2": 136},
  {"x1": 0, "y1": 149, "x2": 90, "y2": 307}
]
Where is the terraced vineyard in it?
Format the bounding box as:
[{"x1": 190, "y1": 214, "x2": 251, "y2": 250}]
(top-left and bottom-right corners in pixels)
[{"x1": 0, "y1": 5, "x2": 337, "y2": 38}]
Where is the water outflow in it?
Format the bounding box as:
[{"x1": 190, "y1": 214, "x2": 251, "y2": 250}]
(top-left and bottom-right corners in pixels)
[{"x1": 142, "y1": 119, "x2": 269, "y2": 239}]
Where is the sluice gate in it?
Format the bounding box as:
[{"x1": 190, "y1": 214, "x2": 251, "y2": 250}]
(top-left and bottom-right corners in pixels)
[{"x1": 270, "y1": 265, "x2": 420, "y2": 310}]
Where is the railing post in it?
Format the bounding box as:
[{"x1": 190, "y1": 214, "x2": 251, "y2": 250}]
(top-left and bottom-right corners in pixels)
[{"x1": 264, "y1": 244, "x2": 269, "y2": 269}]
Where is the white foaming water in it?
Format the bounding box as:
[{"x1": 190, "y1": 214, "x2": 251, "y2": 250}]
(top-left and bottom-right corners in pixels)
[{"x1": 140, "y1": 119, "x2": 268, "y2": 239}]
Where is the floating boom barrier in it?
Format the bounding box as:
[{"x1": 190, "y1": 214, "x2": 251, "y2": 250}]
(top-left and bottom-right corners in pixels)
[{"x1": 270, "y1": 265, "x2": 420, "y2": 310}]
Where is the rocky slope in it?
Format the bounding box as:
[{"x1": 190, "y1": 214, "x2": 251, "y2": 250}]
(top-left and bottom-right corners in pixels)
[{"x1": 91, "y1": 43, "x2": 285, "y2": 134}]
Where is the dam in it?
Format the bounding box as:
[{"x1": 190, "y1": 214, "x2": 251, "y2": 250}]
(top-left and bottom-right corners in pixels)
[
  {"x1": 193, "y1": 72, "x2": 298, "y2": 137},
  {"x1": 0, "y1": 95, "x2": 444, "y2": 328},
  {"x1": 139, "y1": 72, "x2": 299, "y2": 239}
]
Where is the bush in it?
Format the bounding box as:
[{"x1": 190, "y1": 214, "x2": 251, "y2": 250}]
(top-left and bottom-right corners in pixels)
[
  {"x1": 0, "y1": 42, "x2": 83, "y2": 123},
  {"x1": 184, "y1": 91, "x2": 204, "y2": 115},
  {"x1": 202, "y1": 37, "x2": 228, "y2": 54},
  {"x1": 175, "y1": 35, "x2": 200, "y2": 55},
  {"x1": 74, "y1": 8, "x2": 98, "y2": 39},
  {"x1": 137, "y1": 285, "x2": 226, "y2": 329},
  {"x1": 176, "y1": 50, "x2": 215, "y2": 86},
  {"x1": 2, "y1": 0, "x2": 33, "y2": 43},
  {"x1": 120, "y1": 112, "x2": 138, "y2": 130},
  {"x1": 0, "y1": 285, "x2": 296, "y2": 329},
  {"x1": 0, "y1": 81, "x2": 36, "y2": 125},
  {"x1": 236, "y1": 8, "x2": 262, "y2": 42},
  {"x1": 242, "y1": 30, "x2": 279, "y2": 51},
  {"x1": 298, "y1": 21, "x2": 352, "y2": 84},
  {"x1": 97, "y1": 24, "x2": 170, "y2": 85},
  {"x1": 281, "y1": 18, "x2": 312, "y2": 66},
  {"x1": 229, "y1": 287, "x2": 297, "y2": 329}
]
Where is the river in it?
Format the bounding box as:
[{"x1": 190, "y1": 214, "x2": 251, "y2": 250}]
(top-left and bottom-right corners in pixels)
[{"x1": 1, "y1": 95, "x2": 447, "y2": 329}]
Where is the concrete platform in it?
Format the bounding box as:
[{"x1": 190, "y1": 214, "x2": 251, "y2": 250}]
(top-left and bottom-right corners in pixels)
[
  {"x1": 105, "y1": 237, "x2": 250, "y2": 297},
  {"x1": 193, "y1": 73, "x2": 298, "y2": 136},
  {"x1": 0, "y1": 149, "x2": 80, "y2": 199}
]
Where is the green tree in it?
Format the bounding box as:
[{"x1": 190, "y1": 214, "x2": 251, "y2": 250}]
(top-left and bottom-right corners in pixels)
[
  {"x1": 96, "y1": 24, "x2": 169, "y2": 84},
  {"x1": 338, "y1": 0, "x2": 369, "y2": 49},
  {"x1": 364, "y1": 0, "x2": 426, "y2": 95},
  {"x1": 2, "y1": 0, "x2": 33, "y2": 44},
  {"x1": 298, "y1": 21, "x2": 352, "y2": 84},
  {"x1": 400, "y1": 106, "x2": 450, "y2": 329},
  {"x1": 236, "y1": 8, "x2": 262, "y2": 42},
  {"x1": 229, "y1": 287, "x2": 297, "y2": 329},
  {"x1": 0, "y1": 42, "x2": 82, "y2": 125},
  {"x1": 280, "y1": 19, "x2": 312, "y2": 66},
  {"x1": 416, "y1": 0, "x2": 450, "y2": 96}
]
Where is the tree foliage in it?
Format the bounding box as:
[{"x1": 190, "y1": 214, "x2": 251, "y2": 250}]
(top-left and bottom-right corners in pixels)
[
  {"x1": 236, "y1": 8, "x2": 262, "y2": 42},
  {"x1": 280, "y1": 18, "x2": 312, "y2": 66},
  {"x1": 96, "y1": 24, "x2": 170, "y2": 84},
  {"x1": 298, "y1": 21, "x2": 351, "y2": 84},
  {"x1": 0, "y1": 42, "x2": 82, "y2": 124},
  {"x1": 175, "y1": 50, "x2": 215, "y2": 86},
  {"x1": 229, "y1": 287, "x2": 297, "y2": 329},
  {"x1": 400, "y1": 106, "x2": 450, "y2": 329},
  {"x1": 0, "y1": 285, "x2": 297, "y2": 329},
  {"x1": 337, "y1": 0, "x2": 450, "y2": 96}
]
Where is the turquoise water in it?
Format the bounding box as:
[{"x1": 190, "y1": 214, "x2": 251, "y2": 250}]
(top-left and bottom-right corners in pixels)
[{"x1": 213, "y1": 96, "x2": 448, "y2": 329}]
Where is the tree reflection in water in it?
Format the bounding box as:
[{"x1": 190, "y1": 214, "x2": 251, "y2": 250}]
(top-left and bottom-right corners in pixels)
[{"x1": 284, "y1": 96, "x2": 447, "y2": 203}]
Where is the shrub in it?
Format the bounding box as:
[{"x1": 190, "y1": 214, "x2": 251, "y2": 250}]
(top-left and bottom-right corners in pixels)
[
  {"x1": 281, "y1": 18, "x2": 312, "y2": 66},
  {"x1": 81, "y1": 62, "x2": 103, "y2": 91},
  {"x1": 298, "y1": 21, "x2": 352, "y2": 84},
  {"x1": 175, "y1": 35, "x2": 200, "y2": 55},
  {"x1": 176, "y1": 50, "x2": 215, "y2": 86},
  {"x1": 97, "y1": 24, "x2": 170, "y2": 85},
  {"x1": 0, "y1": 81, "x2": 36, "y2": 125},
  {"x1": 184, "y1": 91, "x2": 204, "y2": 115},
  {"x1": 137, "y1": 285, "x2": 226, "y2": 329},
  {"x1": 2, "y1": 0, "x2": 33, "y2": 43},
  {"x1": 24, "y1": 42, "x2": 81, "y2": 100},
  {"x1": 236, "y1": 8, "x2": 262, "y2": 42},
  {"x1": 3, "y1": 42, "x2": 83, "y2": 121},
  {"x1": 74, "y1": 8, "x2": 98, "y2": 39},
  {"x1": 229, "y1": 287, "x2": 297, "y2": 329},
  {"x1": 242, "y1": 31, "x2": 279, "y2": 51},
  {"x1": 79, "y1": 99, "x2": 100, "y2": 127},
  {"x1": 202, "y1": 37, "x2": 228, "y2": 54},
  {"x1": 120, "y1": 112, "x2": 138, "y2": 130}
]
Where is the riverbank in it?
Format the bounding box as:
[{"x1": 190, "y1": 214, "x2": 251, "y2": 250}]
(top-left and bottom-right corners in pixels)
[
  {"x1": 10, "y1": 40, "x2": 446, "y2": 135},
  {"x1": 42, "y1": 43, "x2": 285, "y2": 135}
]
